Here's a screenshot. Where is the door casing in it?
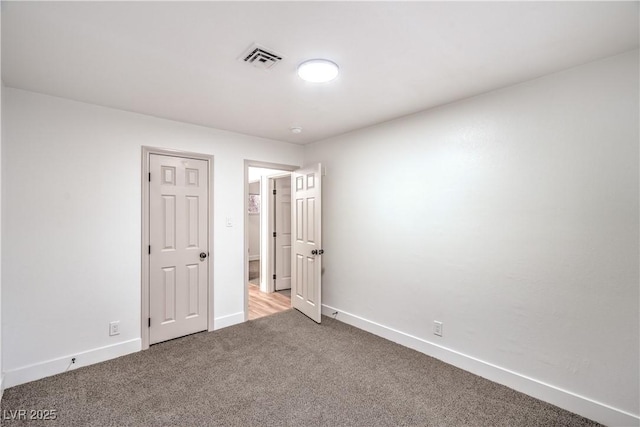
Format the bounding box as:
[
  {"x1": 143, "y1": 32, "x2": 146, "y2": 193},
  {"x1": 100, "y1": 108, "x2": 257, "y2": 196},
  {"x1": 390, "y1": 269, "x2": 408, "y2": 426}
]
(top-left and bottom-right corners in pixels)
[
  {"x1": 142, "y1": 146, "x2": 215, "y2": 350},
  {"x1": 244, "y1": 160, "x2": 299, "y2": 321}
]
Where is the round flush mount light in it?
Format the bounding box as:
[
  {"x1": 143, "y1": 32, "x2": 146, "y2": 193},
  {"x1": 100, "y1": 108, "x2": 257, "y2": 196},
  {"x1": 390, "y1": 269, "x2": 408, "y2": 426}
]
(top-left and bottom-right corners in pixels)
[
  {"x1": 290, "y1": 126, "x2": 303, "y2": 134},
  {"x1": 297, "y1": 59, "x2": 339, "y2": 83}
]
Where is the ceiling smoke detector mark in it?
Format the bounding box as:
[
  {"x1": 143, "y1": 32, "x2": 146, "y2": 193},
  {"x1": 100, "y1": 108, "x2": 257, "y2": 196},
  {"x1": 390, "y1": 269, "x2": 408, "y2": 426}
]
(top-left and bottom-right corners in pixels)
[{"x1": 239, "y1": 43, "x2": 284, "y2": 70}]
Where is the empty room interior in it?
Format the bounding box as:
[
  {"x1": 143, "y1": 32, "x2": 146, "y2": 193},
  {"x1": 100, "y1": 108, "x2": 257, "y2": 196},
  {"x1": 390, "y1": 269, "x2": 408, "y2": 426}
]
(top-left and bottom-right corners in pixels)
[{"x1": 0, "y1": 1, "x2": 638, "y2": 426}]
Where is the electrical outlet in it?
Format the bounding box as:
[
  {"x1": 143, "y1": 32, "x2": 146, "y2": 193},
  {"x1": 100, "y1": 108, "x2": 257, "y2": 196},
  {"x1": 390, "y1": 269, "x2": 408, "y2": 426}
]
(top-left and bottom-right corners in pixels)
[
  {"x1": 109, "y1": 321, "x2": 120, "y2": 336},
  {"x1": 433, "y1": 320, "x2": 443, "y2": 337}
]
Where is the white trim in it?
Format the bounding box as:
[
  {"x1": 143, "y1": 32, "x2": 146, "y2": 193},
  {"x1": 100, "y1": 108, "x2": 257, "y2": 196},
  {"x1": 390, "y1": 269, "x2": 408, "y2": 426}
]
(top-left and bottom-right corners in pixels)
[
  {"x1": 321, "y1": 304, "x2": 639, "y2": 427},
  {"x1": 1, "y1": 375, "x2": 4, "y2": 401},
  {"x1": 248, "y1": 255, "x2": 260, "y2": 262},
  {"x1": 3, "y1": 339, "x2": 141, "y2": 389},
  {"x1": 214, "y1": 312, "x2": 245, "y2": 330},
  {"x1": 141, "y1": 147, "x2": 215, "y2": 350}
]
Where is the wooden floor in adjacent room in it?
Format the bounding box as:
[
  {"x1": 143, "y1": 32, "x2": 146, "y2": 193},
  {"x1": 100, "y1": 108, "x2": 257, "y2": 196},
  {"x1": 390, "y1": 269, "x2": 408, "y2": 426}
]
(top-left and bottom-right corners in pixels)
[{"x1": 248, "y1": 283, "x2": 291, "y2": 320}]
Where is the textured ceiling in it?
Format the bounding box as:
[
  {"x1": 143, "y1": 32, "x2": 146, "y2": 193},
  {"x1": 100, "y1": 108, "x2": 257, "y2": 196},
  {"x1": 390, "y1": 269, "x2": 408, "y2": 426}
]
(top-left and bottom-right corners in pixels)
[{"x1": 2, "y1": 1, "x2": 638, "y2": 144}]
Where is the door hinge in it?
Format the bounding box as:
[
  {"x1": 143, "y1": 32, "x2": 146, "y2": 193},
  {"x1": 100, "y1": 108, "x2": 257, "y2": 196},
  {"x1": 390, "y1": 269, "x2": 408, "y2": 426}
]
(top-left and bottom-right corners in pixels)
[
  {"x1": 273, "y1": 189, "x2": 276, "y2": 195},
  {"x1": 148, "y1": 318, "x2": 151, "y2": 327},
  {"x1": 273, "y1": 274, "x2": 276, "y2": 280},
  {"x1": 148, "y1": 245, "x2": 151, "y2": 255},
  {"x1": 148, "y1": 172, "x2": 151, "y2": 182},
  {"x1": 273, "y1": 232, "x2": 277, "y2": 238}
]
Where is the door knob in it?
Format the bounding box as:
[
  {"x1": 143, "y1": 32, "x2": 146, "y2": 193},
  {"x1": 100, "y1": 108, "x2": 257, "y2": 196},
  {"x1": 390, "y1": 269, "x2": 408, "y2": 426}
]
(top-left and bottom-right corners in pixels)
[
  {"x1": 200, "y1": 252, "x2": 207, "y2": 261},
  {"x1": 311, "y1": 249, "x2": 318, "y2": 255}
]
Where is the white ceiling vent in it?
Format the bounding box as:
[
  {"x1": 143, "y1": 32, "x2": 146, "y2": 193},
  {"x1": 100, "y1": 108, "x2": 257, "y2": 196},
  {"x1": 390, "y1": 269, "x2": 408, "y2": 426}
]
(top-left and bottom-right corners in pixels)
[{"x1": 238, "y1": 43, "x2": 284, "y2": 70}]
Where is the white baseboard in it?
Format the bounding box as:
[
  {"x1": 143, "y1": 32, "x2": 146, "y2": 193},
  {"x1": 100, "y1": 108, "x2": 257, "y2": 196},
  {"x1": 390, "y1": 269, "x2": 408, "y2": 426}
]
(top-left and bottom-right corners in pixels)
[
  {"x1": 3, "y1": 339, "x2": 141, "y2": 389},
  {"x1": 4, "y1": 312, "x2": 246, "y2": 390},
  {"x1": 321, "y1": 304, "x2": 639, "y2": 427},
  {"x1": 214, "y1": 311, "x2": 244, "y2": 330}
]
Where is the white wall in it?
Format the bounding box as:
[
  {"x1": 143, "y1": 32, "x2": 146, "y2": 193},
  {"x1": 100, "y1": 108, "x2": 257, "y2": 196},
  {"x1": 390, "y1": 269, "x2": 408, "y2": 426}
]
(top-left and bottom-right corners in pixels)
[
  {"x1": 0, "y1": 5, "x2": 4, "y2": 397},
  {"x1": 248, "y1": 181, "x2": 260, "y2": 261},
  {"x1": 248, "y1": 167, "x2": 289, "y2": 182},
  {"x1": 305, "y1": 51, "x2": 639, "y2": 425},
  {"x1": 1, "y1": 88, "x2": 303, "y2": 385}
]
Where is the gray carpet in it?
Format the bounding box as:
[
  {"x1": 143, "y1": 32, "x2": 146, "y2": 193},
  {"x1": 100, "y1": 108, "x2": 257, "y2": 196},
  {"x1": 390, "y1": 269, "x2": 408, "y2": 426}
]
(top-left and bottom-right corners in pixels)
[{"x1": 1, "y1": 310, "x2": 600, "y2": 426}]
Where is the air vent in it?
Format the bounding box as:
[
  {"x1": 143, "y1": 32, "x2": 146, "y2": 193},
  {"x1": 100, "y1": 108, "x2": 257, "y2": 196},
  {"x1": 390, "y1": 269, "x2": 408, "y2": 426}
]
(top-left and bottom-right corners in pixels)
[{"x1": 238, "y1": 43, "x2": 284, "y2": 70}]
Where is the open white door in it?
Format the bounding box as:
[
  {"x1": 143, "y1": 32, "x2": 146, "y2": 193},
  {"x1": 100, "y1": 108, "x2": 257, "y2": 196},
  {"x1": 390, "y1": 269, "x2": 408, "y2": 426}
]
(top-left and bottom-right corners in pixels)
[{"x1": 291, "y1": 164, "x2": 323, "y2": 323}]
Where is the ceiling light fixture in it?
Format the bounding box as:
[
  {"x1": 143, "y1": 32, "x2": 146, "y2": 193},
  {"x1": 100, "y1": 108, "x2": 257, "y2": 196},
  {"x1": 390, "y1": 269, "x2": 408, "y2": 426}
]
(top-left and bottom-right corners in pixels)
[
  {"x1": 297, "y1": 59, "x2": 339, "y2": 83},
  {"x1": 290, "y1": 126, "x2": 303, "y2": 134}
]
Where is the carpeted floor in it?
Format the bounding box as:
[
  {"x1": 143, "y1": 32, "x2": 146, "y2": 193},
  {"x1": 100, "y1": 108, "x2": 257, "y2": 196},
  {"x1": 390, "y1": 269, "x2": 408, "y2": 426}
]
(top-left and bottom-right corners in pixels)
[{"x1": 1, "y1": 310, "x2": 600, "y2": 426}]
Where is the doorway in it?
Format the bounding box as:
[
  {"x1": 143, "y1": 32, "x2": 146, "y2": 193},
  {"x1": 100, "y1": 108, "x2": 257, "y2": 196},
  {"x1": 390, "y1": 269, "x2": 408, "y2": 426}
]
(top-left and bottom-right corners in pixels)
[{"x1": 245, "y1": 162, "x2": 298, "y2": 321}]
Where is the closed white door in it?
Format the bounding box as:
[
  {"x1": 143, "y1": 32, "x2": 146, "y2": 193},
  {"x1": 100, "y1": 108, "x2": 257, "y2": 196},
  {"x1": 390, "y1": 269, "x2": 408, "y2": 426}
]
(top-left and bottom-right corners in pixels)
[
  {"x1": 291, "y1": 164, "x2": 322, "y2": 323},
  {"x1": 274, "y1": 176, "x2": 292, "y2": 291},
  {"x1": 149, "y1": 154, "x2": 209, "y2": 344}
]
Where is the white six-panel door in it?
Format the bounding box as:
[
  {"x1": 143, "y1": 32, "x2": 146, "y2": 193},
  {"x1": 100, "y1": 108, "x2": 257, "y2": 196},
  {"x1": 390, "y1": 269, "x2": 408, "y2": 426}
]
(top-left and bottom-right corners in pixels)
[
  {"x1": 274, "y1": 176, "x2": 292, "y2": 291},
  {"x1": 149, "y1": 154, "x2": 209, "y2": 344},
  {"x1": 291, "y1": 164, "x2": 322, "y2": 323}
]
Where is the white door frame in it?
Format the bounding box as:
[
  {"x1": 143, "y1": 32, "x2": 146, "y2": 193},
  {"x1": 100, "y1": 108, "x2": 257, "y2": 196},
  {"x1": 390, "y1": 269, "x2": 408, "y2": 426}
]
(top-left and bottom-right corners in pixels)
[
  {"x1": 142, "y1": 146, "x2": 215, "y2": 350},
  {"x1": 244, "y1": 160, "x2": 299, "y2": 321}
]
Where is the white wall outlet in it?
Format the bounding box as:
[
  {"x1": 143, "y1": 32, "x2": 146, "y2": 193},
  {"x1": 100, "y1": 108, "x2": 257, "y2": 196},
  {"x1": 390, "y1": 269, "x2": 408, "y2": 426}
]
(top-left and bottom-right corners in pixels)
[
  {"x1": 433, "y1": 320, "x2": 443, "y2": 337},
  {"x1": 109, "y1": 321, "x2": 120, "y2": 336},
  {"x1": 226, "y1": 217, "x2": 233, "y2": 227}
]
